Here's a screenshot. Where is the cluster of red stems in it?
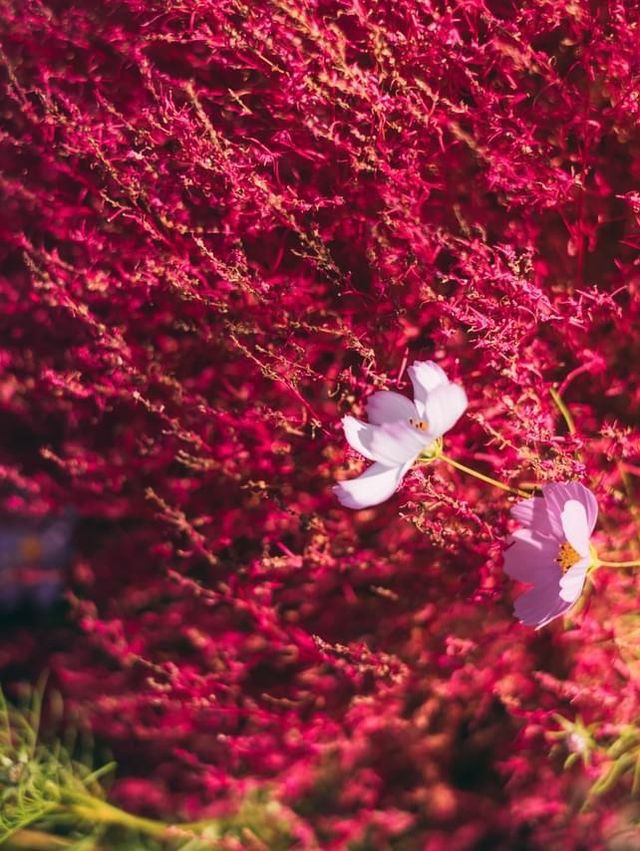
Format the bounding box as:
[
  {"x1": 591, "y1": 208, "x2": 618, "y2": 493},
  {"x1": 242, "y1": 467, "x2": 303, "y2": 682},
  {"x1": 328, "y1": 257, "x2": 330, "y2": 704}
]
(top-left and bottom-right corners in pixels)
[{"x1": 2, "y1": 0, "x2": 640, "y2": 848}]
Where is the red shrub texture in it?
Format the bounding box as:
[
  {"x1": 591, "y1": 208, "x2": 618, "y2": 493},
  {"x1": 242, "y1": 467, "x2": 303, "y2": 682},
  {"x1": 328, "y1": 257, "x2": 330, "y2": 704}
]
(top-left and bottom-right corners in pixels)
[{"x1": 2, "y1": 0, "x2": 640, "y2": 847}]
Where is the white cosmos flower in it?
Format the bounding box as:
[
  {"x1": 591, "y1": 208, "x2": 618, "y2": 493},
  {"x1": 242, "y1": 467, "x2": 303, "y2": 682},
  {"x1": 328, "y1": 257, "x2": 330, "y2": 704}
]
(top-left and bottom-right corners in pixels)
[{"x1": 333, "y1": 361, "x2": 468, "y2": 509}]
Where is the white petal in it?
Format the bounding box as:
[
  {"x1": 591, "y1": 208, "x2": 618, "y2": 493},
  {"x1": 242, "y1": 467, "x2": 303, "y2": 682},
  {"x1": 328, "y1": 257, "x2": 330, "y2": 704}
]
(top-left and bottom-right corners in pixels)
[
  {"x1": 341, "y1": 416, "x2": 379, "y2": 462},
  {"x1": 424, "y1": 383, "x2": 468, "y2": 439},
  {"x1": 366, "y1": 421, "x2": 426, "y2": 466},
  {"x1": 333, "y1": 461, "x2": 409, "y2": 509},
  {"x1": 559, "y1": 558, "x2": 589, "y2": 603},
  {"x1": 543, "y1": 482, "x2": 598, "y2": 538},
  {"x1": 409, "y1": 361, "x2": 449, "y2": 393},
  {"x1": 408, "y1": 361, "x2": 449, "y2": 419},
  {"x1": 560, "y1": 499, "x2": 591, "y2": 558},
  {"x1": 366, "y1": 391, "x2": 417, "y2": 425}
]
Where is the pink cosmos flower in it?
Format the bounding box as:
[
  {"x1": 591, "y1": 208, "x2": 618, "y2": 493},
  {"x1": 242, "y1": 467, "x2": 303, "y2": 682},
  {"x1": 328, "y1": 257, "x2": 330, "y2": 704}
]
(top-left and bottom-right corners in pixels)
[
  {"x1": 504, "y1": 482, "x2": 598, "y2": 628},
  {"x1": 333, "y1": 361, "x2": 467, "y2": 509}
]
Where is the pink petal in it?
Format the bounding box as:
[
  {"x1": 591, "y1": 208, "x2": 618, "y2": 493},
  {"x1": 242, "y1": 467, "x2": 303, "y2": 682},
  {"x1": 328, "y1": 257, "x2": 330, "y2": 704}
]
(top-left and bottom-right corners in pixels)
[
  {"x1": 366, "y1": 391, "x2": 417, "y2": 425},
  {"x1": 503, "y1": 531, "x2": 559, "y2": 583},
  {"x1": 408, "y1": 361, "x2": 449, "y2": 418},
  {"x1": 510, "y1": 497, "x2": 555, "y2": 538},
  {"x1": 341, "y1": 415, "x2": 379, "y2": 462},
  {"x1": 423, "y1": 382, "x2": 468, "y2": 439},
  {"x1": 366, "y1": 421, "x2": 426, "y2": 466},
  {"x1": 333, "y1": 461, "x2": 410, "y2": 509},
  {"x1": 559, "y1": 557, "x2": 589, "y2": 603},
  {"x1": 560, "y1": 499, "x2": 591, "y2": 558},
  {"x1": 542, "y1": 482, "x2": 598, "y2": 538},
  {"x1": 513, "y1": 581, "x2": 573, "y2": 629}
]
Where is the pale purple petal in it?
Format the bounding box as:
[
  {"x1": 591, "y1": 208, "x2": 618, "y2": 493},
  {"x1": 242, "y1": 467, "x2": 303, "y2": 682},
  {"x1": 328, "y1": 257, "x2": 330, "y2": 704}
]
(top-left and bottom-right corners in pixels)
[
  {"x1": 342, "y1": 415, "x2": 380, "y2": 462},
  {"x1": 510, "y1": 497, "x2": 555, "y2": 539},
  {"x1": 423, "y1": 382, "x2": 468, "y2": 439},
  {"x1": 503, "y1": 532, "x2": 559, "y2": 583},
  {"x1": 333, "y1": 461, "x2": 410, "y2": 509},
  {"x1": 582, "y1": 490, "x2": 599, "y2": 533},
  {"x1": 32, "y1": 576, "x2": 63, "y2": 608},
  {"x1": 514, "y1": 580, "x2": 573, "y2": 629},
  {"x1": 559, "y1": 557, "x2": 589, "y2": 603},
  {"x1": 506, "y1": 483, "x2": 595, "y2": 628},
  {"x1": 366, "y1": 391, "x2": 417, "y2": 426},
  {"x1": 560, "y1": 499, "x2": 591, "y2": 558},
  {"x1": 542, "y1": 482, "x2": 598, "y2": 538},
  {"x1": 408, "y1": 361, "x2": 449, "y2": 418},
  {"x1": 366, "y1": 421, "x2": 426, "y2": 466}
]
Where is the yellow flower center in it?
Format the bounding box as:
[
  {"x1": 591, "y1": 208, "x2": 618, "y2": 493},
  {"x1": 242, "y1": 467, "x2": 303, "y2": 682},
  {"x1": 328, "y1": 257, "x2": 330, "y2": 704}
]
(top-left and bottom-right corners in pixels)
[
  {"x1": 409, "y1": 417, "x2": 429, "y2": 433},
  {"x1": 557, "y1": 541, "x2": 581, "y2": 573},
  {"x1": 19, "y1": 534, "x2": 43, "y2": 562}
]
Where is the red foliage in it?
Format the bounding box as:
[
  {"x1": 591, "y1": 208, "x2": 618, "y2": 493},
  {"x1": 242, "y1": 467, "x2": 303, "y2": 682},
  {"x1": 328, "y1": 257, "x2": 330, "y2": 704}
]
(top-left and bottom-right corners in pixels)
[{"x1": 2, "y1": 0, "x2": 640, "y2": 847}]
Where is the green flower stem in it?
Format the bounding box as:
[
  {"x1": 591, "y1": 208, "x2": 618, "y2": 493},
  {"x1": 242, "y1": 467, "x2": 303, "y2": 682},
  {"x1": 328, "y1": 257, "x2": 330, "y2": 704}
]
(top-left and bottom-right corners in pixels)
[
  {"x1": 0, "y1": 829, "x2": 73, "y2": 850},
  {"x1": 438, "y1": 453, "x2": 530, "y2": 499},
  {"x1": 550, "y1": 387, "x2": 576, "y2": 435},
  {"x1": 64, "y1": 792, "x2": 183, "y2": 842},
  {"x1": 595, "y1": 558, "x2": 640, "y2": 569}
]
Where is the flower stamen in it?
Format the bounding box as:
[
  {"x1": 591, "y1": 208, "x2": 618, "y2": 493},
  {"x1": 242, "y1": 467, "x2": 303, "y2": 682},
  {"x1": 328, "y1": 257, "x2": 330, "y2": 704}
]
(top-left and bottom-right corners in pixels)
[
  {"x1": 409, "y1": 417, "x2": 429, "y2": 432},
  {"x1": 18, "y1": 534, "x2": 43, "y2": 562},
  {"x1": 557, "y1": 542, "x2": 581, "y2": 573}
]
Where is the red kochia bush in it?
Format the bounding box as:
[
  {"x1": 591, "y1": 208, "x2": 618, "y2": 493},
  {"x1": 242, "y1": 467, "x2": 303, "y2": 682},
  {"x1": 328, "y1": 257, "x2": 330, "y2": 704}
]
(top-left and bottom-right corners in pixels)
[{"x1": 2, "y1": 0, "x2": 640, "y2": 846}]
